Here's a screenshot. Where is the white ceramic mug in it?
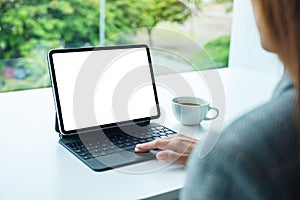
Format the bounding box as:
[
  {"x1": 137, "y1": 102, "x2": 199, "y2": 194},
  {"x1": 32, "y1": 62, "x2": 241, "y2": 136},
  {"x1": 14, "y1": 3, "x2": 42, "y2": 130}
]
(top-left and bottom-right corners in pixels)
[{"x1": 172, "y1": 97, "x2": 219, "y2": 125}]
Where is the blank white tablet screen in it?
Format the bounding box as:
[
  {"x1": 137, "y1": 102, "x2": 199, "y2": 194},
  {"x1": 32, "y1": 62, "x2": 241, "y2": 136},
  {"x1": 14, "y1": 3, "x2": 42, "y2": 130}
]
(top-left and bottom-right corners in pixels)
[{"x1": 52, "y1": 47, "x2": 158, "y2": 131}]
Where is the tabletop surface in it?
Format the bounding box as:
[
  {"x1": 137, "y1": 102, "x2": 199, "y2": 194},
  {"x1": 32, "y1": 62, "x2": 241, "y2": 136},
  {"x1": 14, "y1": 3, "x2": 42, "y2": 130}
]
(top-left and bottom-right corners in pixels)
[{"x1": 0, "y1": 68, "x2": 281, "y2": 200}]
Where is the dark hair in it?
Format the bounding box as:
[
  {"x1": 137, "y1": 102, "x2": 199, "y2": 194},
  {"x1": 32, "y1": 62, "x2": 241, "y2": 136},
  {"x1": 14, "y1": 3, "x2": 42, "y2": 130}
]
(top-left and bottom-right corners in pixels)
[{"x1": 258, "y1": 0, "x2": 300, "y2": 122}]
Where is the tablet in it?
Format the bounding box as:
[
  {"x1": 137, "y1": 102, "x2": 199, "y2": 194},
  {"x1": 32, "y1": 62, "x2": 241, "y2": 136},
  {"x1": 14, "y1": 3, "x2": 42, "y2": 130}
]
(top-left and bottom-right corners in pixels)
[{"x1": 47, "y1": 44, "x2": 160, "y2": 135}]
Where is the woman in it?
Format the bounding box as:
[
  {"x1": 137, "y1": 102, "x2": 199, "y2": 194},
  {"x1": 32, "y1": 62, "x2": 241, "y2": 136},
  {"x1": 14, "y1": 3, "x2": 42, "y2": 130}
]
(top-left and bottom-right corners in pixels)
[{"x1": 136, "y1": 0, "x2": 300, "y2": 198}]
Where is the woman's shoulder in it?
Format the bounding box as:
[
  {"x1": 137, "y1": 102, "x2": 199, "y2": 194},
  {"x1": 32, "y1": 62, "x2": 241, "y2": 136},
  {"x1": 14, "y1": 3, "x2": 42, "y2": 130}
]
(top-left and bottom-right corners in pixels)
[
  {"x1": 219, "y1": 73, "x2": 298, "y2": 166},
  {"x1": 218, "y1": 86, "x2": 299, "y2": 179},
  {"x1": 182, "y1": 87, "x2": 300, "y2": 199},
  {"x1": 221, "y1": 86, "x2": 298, "y2": 155}
]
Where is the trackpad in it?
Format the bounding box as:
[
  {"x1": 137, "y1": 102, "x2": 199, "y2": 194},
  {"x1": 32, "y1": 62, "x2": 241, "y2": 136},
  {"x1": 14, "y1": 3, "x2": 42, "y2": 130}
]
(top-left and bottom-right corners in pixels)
[
  {"x1": 96, "y1": 151, "x2": 155, "y2": 167},
  {"x1": 120, "y1": 151, "x2": 155, "y2": 160}
]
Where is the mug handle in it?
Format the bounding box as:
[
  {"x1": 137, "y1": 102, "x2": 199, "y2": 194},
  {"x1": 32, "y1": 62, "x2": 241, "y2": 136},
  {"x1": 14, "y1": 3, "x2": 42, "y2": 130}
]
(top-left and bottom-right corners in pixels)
[{"x1": 204, "y1": 106, "x2": 219, "y2": 120}]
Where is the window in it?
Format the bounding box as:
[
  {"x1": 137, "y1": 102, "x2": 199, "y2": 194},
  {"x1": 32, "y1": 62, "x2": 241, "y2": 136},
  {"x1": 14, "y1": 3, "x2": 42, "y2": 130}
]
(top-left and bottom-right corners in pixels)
[{"x1": 0, "y1": 0, "x2": 233, "y2": 93}]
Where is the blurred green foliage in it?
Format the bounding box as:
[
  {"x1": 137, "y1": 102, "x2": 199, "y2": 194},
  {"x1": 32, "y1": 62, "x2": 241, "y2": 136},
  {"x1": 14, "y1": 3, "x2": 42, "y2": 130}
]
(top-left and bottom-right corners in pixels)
[
  {"x1": 0, "y1": 46, "x2": 51, "y2": 92},
  {"x1": 205, "y1": 35, "x2": 230, "y2": 68},
  {"x1": 1, "y1": 0, "x2": 199, "y2": 92},
  {"x1": 189, "y1": 35, "x2": 231, "y2": 70},
  {"x1": 106, "y1": 0, "x2": 201, "y2": 45},
  {"x1": 1, "y1": 0, "x2": 201, "y2": 59},
  {"x1": 0, "y1": 0, "x2": 230, "y2": 92},
  {"x1": 0, "y1": 0, "x2": 100, "y2": 59},
  {"x1": 215, "y1": 0, "x2": 233, "y2": 2},
  {"x1": 0, "y1": 0, "x2": 100, "y2": 92}
]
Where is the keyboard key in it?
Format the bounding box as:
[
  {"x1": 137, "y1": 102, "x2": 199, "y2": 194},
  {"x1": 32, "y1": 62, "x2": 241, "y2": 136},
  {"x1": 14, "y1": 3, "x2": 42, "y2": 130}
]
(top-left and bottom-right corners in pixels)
[
  {"x1": 159, "y1": 132, "x2": 167, "y2": 136},
  {"x1": 92, "y1": 154, "x2": 99, "y2": 158},
  {"x1": 132, "y1": 141, "x2": 139, "y2": 144},
  {"x1": 79, "y1": 152, "x2": 87, "y2": 156},
  {"x1": 109, "y1": 145, "x2": 117, "y2": 150},
  {"x1": 103, "y1": 147, "x2": 109, "y2": 151},
  {"x1": 67, "y1": 143, "x2": 75, "y2": 148},
  {"x1": 83, "y1": 154, "x2": 92, "y2": 160},
  {"x1": 155, "y1": 126, "x2": 164, "y2": 130},
  {"x1": 116, "y1": 140, "x2": 123, "y2": 144},
  {"x1": 146, "y1": 138, "x2": 153, "y2": 142},
  {"x1": 86, "y1": 146, "x2": 92, "y2": 151},
  {"x1": 125, "y1": 142, "x2": 132, "y2": 146},
  {"x1": 166, "y1": 131, "x2": 176, "y2": 134},
  {"x1": 117, "y1": 144, "x2": 125, "y2": 148},
  {"x1": 124, "y1": 146, "x2": 135, "y2": 151},
  {"x1": 99, "y1": 152, "x2": 107, "y2": 156},
  {"x1": 138, "y1": 139, "x2": 147, "y2": 143}
]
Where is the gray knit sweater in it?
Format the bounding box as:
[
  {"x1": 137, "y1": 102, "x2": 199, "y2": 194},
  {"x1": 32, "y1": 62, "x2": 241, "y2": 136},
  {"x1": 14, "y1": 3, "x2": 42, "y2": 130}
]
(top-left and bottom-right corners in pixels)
[{"x1": 181, "y1": 72, "x2": 300, "y2": 199}]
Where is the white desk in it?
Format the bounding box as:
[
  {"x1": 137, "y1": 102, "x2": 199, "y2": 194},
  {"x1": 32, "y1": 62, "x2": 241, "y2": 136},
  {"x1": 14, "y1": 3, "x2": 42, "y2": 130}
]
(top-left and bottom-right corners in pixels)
[{"x1": 0, "y1": 68, "x2": 281, "y2": 200}]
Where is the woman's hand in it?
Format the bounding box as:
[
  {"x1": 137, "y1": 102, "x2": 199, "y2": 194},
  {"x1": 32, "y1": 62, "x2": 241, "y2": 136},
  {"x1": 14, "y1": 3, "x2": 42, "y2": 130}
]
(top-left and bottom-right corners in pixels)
[{"x1": 135, "y1": 134, "x2": 198, "y2": 165}]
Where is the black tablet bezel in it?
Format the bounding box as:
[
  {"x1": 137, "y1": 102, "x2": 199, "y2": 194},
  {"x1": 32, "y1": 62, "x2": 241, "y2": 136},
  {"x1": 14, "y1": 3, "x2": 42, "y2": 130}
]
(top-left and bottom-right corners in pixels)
[{"x1": 47, "y1": 44, "x2": 160, "y2": 135}]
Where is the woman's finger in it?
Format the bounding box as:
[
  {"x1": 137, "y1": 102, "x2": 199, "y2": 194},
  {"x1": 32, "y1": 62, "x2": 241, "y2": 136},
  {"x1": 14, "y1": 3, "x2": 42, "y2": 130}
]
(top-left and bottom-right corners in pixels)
[
  {"x1": 156, "y1": 150, "x2": 189, "y2": 165},
  {"x1": 135, "y1": 138, "x2": 171, "y2": 152},
  {"x1": 135, "y1": 133, "x2": 198, "y2": 153}
]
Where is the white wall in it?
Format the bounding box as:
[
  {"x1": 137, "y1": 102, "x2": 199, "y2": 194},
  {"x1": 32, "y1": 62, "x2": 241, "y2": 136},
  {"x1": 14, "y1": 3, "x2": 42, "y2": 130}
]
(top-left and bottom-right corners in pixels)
[{"x1": 229, "y1": 0, "x2": 284, "y2": 77}]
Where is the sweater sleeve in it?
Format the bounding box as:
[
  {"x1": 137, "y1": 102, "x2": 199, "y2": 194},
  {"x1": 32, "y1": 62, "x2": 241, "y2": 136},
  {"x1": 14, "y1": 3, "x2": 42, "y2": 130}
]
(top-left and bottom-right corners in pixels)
[{"x1": 181, "y1": 86, "x2": 299, "y2": 200}]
